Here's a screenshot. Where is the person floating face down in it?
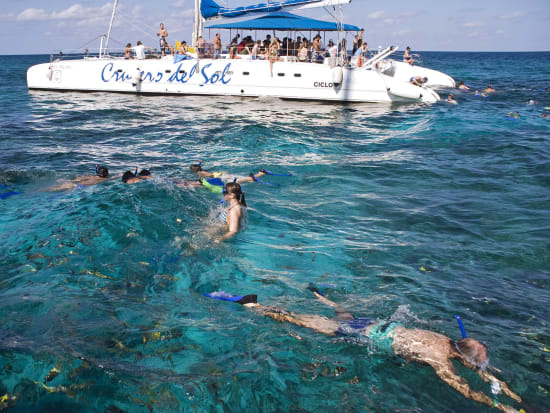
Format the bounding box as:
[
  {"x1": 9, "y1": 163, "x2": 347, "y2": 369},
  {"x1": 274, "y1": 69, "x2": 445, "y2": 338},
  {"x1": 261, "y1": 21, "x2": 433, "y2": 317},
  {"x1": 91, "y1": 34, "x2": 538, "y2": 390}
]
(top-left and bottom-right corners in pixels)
[
  {"x1": 47, "y1": 165, "x2": 112, "y2": 192},
  {"x1": 206, "y1": 289, "x2": 525, "y2": 413},
  {"x1": 121, "y1": 168, "x2": 152, "y2": 184}
]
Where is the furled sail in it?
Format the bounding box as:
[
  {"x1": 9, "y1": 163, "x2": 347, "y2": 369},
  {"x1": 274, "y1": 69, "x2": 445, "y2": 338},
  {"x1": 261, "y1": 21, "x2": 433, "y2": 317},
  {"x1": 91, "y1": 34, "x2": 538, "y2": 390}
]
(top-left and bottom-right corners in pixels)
[{"x1": 201, "y1": 0, "x2": 352, "y2": 20}]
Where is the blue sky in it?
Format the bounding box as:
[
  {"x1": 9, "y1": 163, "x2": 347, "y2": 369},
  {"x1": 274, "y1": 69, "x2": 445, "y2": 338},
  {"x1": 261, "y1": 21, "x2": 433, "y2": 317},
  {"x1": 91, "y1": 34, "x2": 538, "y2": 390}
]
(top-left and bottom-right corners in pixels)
[{"x1": 0, "y1": 0, "x2": 548, "y2": 54}]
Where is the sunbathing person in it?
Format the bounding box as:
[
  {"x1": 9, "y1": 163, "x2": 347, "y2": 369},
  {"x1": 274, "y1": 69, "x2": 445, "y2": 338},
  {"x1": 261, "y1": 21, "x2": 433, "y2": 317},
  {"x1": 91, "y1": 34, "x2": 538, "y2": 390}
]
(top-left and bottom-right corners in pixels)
[{"x1": 205, "y1": 289, "x2": 523, "y2": 412}]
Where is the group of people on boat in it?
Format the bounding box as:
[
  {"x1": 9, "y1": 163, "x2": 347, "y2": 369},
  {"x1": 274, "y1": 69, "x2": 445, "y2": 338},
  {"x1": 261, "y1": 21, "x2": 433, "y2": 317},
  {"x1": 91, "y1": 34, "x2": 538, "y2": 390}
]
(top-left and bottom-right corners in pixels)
[{"x1": 123, "y1": 22, "x2": 369, "y2": 64}]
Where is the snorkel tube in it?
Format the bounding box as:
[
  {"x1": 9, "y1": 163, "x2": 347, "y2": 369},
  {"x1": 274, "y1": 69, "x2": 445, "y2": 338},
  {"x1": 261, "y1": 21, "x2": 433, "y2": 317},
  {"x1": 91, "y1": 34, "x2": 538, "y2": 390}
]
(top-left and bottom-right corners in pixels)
[
  {"x1": 95, "y1": 164, "x2": 99, "y2": 175},
  {"x1": 455, "y1": 314, "x2": 467, "y2": 338}
]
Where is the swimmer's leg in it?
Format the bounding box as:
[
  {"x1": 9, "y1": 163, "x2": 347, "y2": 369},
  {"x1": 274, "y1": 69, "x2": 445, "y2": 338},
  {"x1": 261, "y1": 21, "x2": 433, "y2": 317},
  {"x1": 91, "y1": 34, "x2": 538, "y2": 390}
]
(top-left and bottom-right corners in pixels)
[
  {"x1": 307, "y1": 284, "x2": 353, "y2": 320},
  {"x1": 237, "y1": 170, "x2": 266, "y2": 184}
]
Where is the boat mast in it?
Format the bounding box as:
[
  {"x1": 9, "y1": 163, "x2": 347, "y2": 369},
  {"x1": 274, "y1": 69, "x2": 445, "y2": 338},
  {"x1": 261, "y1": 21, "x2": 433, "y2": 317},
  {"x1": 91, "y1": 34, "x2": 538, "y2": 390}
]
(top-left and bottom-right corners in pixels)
[
  {"x1": 193, "y1": 0, "x2": 203, "y2": 46},
  {"x1": 104, "y1": 0, "x2": 119, "y2": 57}
]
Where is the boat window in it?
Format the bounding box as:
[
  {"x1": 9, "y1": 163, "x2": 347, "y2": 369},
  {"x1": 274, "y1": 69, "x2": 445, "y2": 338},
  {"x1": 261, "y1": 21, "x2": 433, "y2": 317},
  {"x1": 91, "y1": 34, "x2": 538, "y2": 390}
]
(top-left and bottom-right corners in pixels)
[
  {"x1": 117, "y1": 69, "x2": 123, "y2": 73},
  {"x1": 243, "y1": 72, "x2": 250, "y2": 76},
  {"x1": 165, "y1": 70, "x2": 171, "y2": 73},
  {"x1": 294, "y1": 73, "x2": 301, "y2": 77},
  {"x1": 179, "y1": 70, "x2": 186, "y2": 74},
  {"x1": 277, "y1": 73, "x2": 285, "y2": 77}
]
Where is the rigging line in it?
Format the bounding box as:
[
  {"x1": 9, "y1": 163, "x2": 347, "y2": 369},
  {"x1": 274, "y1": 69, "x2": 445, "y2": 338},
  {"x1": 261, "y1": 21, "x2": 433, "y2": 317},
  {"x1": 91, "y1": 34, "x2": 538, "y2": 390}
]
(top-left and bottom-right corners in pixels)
[
  {"x1": 76, "y1": 35, "x2": 104, "y2": 50},
  {"x1": 115, "y1": 9, "x2": 159, "y2": 39}
]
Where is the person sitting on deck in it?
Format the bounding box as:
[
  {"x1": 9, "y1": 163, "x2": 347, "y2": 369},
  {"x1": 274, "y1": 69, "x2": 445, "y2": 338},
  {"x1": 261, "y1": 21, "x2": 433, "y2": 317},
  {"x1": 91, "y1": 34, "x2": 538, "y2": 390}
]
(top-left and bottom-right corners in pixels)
[
  {"x1": 298, "y1": 41, "x2": 309, "y2": 62},
  {"x1": 124, "y1": 43, "x2": 133, "y2": 59},
  {"x1": 205, "y1": 288, "x2": 525, "y2": 413},
  {"x1": 404, "y1": 46, "x2": 415, "y2": 65},
  {"x1": 178, "y1": 41, "x2": 189, "y2": 55}
]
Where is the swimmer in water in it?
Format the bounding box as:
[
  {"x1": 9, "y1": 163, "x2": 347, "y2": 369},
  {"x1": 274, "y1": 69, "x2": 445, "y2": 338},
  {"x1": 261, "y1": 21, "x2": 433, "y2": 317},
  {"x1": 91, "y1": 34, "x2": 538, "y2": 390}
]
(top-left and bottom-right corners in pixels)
[
  {"x1": 122, "y1": 168, "x2": 152, "y2": 184},
  {"x1": 190, "y1": 163, "x2": 267, "y2": 184},
  {"x1": 483, "y1": 84, "x2": 496, "y2": 93},
  {"x1": 47, "y1": 165, "x2": 113, "y2": 191},
  {"x1": 214, "y1": 181, "x2": 247, "y2": 243},
  {"x1": 206, "y1": 289, "x2": 524, "y2": 412},
  {"x1": 447, "y1": 94, "x2": 457, "y2": 104},
  {"x1": 456, "y1": 80, "x2": 469, "y2": 90}
]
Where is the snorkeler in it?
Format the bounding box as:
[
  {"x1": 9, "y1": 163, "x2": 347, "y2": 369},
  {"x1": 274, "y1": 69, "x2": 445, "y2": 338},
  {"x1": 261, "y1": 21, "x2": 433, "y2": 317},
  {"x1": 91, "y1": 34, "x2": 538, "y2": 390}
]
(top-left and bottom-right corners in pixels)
[
  {"x1": 483, "y1": 84, "x2": 496, "y2": 93},
  {"x1": 205, "y1": 288, "x2": 524, "y2": 412},
  {"x1": 191, "y1": 162, "x2": 267, "y2": 183},
  {"x1": 447, "y1": 94, "x2": 457, "y2": 104},
  {"x1": 184, "y1": 162, "x2": 289, "y2": 193},
  {"x1": 47, "y1": 164, "x2": 113, "y2": 191},
  {"x1": 214, "y1": 181, "x2": 247, "y2": 243},
  {"x1": 121, "y1": 168, "x2": 153, "y2": 184}
]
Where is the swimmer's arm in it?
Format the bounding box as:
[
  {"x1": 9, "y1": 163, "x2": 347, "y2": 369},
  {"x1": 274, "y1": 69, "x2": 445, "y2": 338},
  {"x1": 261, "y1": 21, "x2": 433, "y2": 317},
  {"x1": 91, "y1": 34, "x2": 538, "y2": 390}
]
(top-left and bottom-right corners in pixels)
[
  {"x1": 432, "y1": 362, "x2": 518, "y2": 412},
  {"x1": 197, "y1": 171, "x2": 213, "y2": 178},
  {"x1": 478, "y1": 370, "x2": 522, "y2": 403}
]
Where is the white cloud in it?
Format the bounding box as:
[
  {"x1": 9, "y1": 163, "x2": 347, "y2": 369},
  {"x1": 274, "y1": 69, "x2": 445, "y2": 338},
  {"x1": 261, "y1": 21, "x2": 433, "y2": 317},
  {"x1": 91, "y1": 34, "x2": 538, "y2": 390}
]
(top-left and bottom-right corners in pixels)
[
  {"x1": 16, "y1": 3, "x2": 112, "y2": 22},
  {"x1": 393, "y1": 30, "x2": 409, "y2": 36},
  {"x1": 495, "y1": 29, "x2": 504, "y2": 34},
  {"x1": 171, "y1": 0, "x2": 190, "y2": 7},
  {"x1": 464, "y1": 22, "x2": 483, "y2": 27},
  {"x1": 368, "y1": 10, "x2": 384, "y2": 19},
  {"x1": 383, "y1": 18, "x2": 396, "y2": 25},
  {"x1": 499, "y1": 11, "x2": 526, "y2": 19}
]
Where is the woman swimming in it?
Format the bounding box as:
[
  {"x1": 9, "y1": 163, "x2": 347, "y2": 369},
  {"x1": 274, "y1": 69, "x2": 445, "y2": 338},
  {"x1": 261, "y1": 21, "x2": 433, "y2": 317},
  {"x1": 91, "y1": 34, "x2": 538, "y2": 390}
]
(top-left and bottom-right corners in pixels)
[
  {"x1": 206, "y1": 289, "x2": 524, "y2": 412},
  {"x1": 215, "y1": 181, "x2": 247, "y2": 243}
]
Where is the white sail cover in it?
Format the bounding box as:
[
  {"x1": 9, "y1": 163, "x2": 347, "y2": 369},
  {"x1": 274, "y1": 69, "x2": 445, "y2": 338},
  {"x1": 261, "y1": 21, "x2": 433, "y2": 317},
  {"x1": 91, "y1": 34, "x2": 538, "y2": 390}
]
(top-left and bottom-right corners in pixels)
[{"x1": 201, "y1": 0, "x2": 352, "y2": 20}]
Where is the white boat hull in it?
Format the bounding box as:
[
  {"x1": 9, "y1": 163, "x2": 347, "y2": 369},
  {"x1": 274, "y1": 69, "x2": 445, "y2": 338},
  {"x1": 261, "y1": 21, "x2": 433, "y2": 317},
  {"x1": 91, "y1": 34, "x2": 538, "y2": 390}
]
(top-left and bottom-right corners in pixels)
[{"x1": 27, "y1": 57, "x2": 442, "y2": 103}]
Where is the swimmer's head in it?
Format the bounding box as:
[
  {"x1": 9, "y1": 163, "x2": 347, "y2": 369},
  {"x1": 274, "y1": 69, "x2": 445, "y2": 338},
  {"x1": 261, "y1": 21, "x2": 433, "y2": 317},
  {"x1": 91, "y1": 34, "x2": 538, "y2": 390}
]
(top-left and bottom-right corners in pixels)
[
  {"x1": 190, "y1": 164, "x2": 202, "y2": 172},
  {"x1": 122, "y1": 171, "x2": 136, "y2": 183},
  {"x1": 138, "y1": 169, "x2": 152, "y2": 178},
  {"x1": 454, "y1": 338, "x2": 489, "y2": 371},
  {"x1": 224, "y1": 182, "x2": 247, "y2": 207},
  {"x1": 96, "y1": 166, "x2": 109, "y2": 178}
]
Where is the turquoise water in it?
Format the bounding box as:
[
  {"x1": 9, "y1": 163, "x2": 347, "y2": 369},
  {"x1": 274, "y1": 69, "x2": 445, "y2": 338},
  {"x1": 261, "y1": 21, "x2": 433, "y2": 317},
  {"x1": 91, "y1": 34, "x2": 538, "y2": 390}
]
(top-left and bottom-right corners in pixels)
[{"x1": 1, "y1": 53, "x2": 549, "y2": 412}]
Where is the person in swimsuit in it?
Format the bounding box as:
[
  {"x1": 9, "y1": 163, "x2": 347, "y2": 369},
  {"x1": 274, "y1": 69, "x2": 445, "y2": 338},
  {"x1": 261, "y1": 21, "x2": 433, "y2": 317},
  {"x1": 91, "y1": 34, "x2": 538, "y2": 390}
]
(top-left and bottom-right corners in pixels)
[
  {"x1": 157, "y1": 23, "x2": 169, "y2": 56},
  {"x1": 410, "y1": 76, "x2": 428, "y2": 87},
  {"x1": 190, "y1": 163, "x2": 267, "y2": 186},
  {"x1": 483, "y1": 84, "x2": 496, "y2": 93},
  {"x1": 215, "y1": 182, "x2": 247, "y2": 243},
  {"x1": 47, "y1": 165, "x2": 113, "y2": 191},
  {"x1": 403, "y1": 46, "x2": 414, "y2": 65},
  {"x1": 206, "y1": 289, "x2": 524, "y2": 412}
]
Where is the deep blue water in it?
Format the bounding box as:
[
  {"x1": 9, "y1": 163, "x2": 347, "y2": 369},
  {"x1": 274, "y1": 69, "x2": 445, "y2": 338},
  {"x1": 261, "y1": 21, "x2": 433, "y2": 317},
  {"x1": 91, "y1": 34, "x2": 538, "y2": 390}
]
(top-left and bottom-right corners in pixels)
[{"x1": 1, "y1": 52, "x2": 549, "y2": 412}]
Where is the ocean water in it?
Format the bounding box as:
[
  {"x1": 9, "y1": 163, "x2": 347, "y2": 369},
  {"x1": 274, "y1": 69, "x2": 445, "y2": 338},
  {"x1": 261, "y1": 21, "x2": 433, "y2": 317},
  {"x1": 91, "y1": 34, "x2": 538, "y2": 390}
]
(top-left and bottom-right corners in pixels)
[{"x1": 0, "y1": 52, "x2": 549, "y2": 412}]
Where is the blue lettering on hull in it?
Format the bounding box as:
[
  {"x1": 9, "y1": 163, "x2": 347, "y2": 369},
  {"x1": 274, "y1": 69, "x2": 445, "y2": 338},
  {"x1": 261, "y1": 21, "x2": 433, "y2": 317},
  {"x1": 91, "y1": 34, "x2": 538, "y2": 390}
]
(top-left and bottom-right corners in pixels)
[{"x1": 100, "y1": 62, "x2": 232, "y2": 86}]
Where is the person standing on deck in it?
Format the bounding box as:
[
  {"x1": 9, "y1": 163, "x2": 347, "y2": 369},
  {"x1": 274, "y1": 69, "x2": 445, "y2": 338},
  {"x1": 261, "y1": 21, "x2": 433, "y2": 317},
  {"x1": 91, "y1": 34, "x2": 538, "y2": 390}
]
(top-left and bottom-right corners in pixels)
[{"x1": 157, "y1": 23, "x2": 169, "y2": 56}]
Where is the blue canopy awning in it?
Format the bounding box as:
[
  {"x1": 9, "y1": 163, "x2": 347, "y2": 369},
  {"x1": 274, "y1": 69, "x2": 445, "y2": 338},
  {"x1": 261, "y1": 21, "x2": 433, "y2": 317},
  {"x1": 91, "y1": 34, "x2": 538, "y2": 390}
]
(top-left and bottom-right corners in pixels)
[{"x1": 205, "y1": 11, "x2": 360, "y2": 31}]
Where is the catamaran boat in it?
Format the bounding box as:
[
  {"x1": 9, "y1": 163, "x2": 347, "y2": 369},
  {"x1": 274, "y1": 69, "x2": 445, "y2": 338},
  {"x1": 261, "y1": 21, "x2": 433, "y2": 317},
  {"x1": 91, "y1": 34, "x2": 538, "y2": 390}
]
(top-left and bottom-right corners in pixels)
[{"x1": 27, "y1": 0, "x2": 455, "y2": 103}]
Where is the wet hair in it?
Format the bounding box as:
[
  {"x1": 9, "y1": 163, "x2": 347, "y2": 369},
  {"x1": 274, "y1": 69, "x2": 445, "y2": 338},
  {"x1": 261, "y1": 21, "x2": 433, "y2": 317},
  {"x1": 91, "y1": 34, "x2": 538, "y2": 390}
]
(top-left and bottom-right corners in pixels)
[
  {"x1": 454, "y1": 338, "x2": 489, "y2": 370},
  {"x1": 190, "y1": 164, "x2": 202, "y2": 172},
  {"x1": 224, "y1": 182, "x2": 247, "y2": 207},
  {"x1": 138, "y1": 169, "x2": 151, "y2": 177},
  {"x1": 96, "y1": 166, "x2": 109, "y2": 178},
  {"x1": 121, "y1": 171, "x2": 136, "y2": 183}
]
